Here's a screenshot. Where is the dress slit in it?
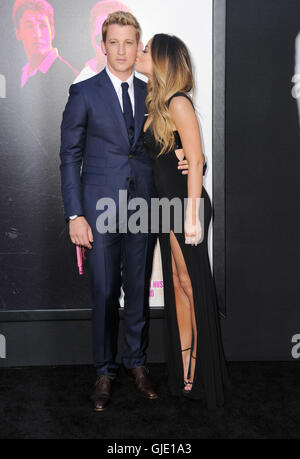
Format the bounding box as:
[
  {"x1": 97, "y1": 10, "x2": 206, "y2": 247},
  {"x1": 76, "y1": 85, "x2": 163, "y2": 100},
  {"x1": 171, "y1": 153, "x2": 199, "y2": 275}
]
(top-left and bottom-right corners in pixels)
[
  {"x1": 159, "y1": 223, "x2": 231, "y2": 408},
  {"x1": 169, "y1": 229, "x2": 198, "y2": 384}
]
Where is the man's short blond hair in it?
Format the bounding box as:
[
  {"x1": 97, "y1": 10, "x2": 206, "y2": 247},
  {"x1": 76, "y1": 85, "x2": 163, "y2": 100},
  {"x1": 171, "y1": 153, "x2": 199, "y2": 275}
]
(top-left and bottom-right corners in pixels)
[{"x1": 102, "y1": 11, "x2": 141, "y2": 43}]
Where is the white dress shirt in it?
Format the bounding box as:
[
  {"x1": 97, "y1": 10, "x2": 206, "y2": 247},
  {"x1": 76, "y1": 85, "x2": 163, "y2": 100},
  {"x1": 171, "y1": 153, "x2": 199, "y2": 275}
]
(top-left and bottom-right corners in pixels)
[{"x1": 105, "y1": 65, "x2": 135, "y2": 116}]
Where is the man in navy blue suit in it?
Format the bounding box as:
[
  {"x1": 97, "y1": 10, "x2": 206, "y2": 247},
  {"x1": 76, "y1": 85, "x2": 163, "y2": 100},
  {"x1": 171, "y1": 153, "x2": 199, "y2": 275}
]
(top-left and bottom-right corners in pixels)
[{"x1": 60, "y1": 11, "x2": 188, "y2": 411}]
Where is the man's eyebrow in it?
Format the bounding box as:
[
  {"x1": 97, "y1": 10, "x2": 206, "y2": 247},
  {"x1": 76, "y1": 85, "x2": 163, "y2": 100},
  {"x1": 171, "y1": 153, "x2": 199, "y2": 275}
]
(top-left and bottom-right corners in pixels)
[{"x1": 108, "y1": 38, "x2": 134, "y2": 41}]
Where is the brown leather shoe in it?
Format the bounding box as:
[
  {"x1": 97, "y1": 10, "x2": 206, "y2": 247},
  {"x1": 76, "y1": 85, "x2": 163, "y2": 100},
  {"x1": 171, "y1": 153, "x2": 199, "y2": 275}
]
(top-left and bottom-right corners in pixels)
[
  {"x1": 91, "y1": 375, "x2": 112, "y2": 411},
  {"x1": 126, "y1": 366, "x2": 158, "y2": 399}
]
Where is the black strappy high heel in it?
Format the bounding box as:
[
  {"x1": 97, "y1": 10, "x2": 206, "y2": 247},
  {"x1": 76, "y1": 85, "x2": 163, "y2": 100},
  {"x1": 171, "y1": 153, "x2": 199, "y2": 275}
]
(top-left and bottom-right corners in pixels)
[
  {"x1": 182, "y1": 354, "x2": 196, "y2": 396},
  {"x1": 181, "y1": 347, "x2": 192, "y2": 390}
]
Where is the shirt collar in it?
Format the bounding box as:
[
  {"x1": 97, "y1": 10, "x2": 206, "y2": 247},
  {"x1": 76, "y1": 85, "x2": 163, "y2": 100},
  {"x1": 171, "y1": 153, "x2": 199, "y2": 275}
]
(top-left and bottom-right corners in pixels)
[
  {"x1": 39, "y1": 48, "x2": 59, "y2": 74},
  {"x1": 105, "y1": 65, "x2": 134, "y2": 92},
  {"x1": 21, "y1": 48, "x2": 59, "y2": 87}
]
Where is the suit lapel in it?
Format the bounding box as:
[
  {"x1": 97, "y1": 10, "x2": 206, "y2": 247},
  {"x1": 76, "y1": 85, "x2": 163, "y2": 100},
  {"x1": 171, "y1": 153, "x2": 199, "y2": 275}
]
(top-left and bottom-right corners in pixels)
[
  {"x1": 97, "y1": 70, "x2": 129, "y2": 147},
  {"x1": 97, "y1": 70, "x2": 147, "y2": 149},
  {"x1": 133, "y1": 77, "x2": 147, "y2": 147}
]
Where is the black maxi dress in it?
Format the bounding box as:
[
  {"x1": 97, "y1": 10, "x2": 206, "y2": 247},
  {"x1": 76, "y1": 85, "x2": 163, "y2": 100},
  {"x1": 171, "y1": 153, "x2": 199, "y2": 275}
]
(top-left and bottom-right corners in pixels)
[{"x1": 143, "y1": 92, "x2": 231, "y2": 409}]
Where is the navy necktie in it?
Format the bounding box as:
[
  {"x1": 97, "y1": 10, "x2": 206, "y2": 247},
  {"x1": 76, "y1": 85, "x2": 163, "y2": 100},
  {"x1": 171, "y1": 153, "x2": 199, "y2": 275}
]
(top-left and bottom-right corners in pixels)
[{"x1": 121, "y1": 82, "x2": 134, "y2": 145}]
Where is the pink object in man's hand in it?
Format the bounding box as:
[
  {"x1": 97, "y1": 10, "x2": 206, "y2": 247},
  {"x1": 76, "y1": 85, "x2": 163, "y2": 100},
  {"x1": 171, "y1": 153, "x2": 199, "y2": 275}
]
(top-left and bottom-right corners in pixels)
[{"x1": 76, "y1": 245, "x2": 86, "y2": 275}]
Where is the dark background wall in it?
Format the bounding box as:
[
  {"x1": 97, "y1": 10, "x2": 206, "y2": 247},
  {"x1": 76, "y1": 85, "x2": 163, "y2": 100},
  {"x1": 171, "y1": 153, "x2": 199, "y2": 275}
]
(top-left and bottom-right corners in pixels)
[{"x1": 221, "y1": 0, "x2": 300, "y2": 360}]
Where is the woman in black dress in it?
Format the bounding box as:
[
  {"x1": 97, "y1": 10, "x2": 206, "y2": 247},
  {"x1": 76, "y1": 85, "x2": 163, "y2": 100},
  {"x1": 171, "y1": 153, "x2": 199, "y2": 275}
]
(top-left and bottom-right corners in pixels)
[{"x1": 135, "y1": 34, "x2": 231, "y2": 409}]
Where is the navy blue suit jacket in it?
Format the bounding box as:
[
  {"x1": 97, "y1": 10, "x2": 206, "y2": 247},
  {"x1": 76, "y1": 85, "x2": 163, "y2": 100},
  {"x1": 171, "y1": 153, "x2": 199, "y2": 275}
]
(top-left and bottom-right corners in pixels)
[{"x1": 60, "y1": 69, "x2": 154, "y2": 222}]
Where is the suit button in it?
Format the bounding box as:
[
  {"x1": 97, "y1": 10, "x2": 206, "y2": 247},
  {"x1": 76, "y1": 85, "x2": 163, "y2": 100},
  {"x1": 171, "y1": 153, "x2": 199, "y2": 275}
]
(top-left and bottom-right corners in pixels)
[
  {"x1": 126, "y1": 177, "x2": 130, "y2": 181},
  {"x1": 129, "y1": 154, "x2": 133, "y2": 158}
]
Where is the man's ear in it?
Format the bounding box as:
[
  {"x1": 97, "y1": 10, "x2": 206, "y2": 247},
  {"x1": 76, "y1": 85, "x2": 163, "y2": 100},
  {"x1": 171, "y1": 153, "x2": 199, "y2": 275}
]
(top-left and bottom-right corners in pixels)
[{"x1": 101, "y1": 39, "x2": 107, "y2": 55}]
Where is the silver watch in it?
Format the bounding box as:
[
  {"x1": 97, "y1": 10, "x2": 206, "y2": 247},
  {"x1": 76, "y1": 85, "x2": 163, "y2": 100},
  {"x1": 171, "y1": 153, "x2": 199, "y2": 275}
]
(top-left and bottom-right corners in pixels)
[{"x1": 69, "y1": 215, "x2": 78, "y2": 220}]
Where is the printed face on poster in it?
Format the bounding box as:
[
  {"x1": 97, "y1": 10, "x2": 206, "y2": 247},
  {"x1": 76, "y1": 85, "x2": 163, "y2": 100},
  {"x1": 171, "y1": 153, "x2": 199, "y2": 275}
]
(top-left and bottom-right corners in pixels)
[{"x1": 0, "y1": 0, "x2": 213, "y2": 311}]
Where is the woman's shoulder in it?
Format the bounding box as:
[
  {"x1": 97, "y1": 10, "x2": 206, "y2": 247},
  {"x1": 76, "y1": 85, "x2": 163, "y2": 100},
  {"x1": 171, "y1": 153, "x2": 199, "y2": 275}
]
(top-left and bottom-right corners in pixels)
[{"x1": 167, "y1": 91, "x2": 194, "y2": 108}]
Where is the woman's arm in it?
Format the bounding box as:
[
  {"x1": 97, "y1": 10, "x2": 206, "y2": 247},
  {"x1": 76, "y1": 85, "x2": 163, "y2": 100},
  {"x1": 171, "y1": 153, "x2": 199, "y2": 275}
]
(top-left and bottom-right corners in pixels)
[{"x1": 169, "y1": 96, "x2": 205, "y2": 243}]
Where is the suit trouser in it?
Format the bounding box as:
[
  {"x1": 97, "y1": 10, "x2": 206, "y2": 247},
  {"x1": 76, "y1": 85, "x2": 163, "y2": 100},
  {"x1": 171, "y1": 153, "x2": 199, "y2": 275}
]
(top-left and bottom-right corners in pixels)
[{"x1": 85, "y1": 180, "x2": 156, "y2": 378}]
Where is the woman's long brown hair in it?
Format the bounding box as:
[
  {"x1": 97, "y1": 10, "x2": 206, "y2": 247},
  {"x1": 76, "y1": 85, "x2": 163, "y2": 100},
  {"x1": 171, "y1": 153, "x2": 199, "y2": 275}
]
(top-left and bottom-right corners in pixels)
[{"x1": 146, "y1": 34, "x2": 194, "y2": 156}]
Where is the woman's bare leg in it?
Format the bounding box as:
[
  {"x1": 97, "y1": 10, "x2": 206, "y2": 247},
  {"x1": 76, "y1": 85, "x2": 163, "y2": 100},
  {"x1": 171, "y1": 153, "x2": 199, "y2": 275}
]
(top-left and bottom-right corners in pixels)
[
  {"x1": 170, "y1": 230, "x2": 196, "y2": 390},
  {"x1": 171, "y1": 250, "x2": 192, "y2": 383}
]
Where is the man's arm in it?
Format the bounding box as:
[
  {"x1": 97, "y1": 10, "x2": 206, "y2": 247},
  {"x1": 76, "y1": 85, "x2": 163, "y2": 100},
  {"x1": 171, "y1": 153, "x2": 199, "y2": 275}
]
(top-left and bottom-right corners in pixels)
[
  {"x1": 60, "y1": 83, "x2": 87, "y2": 221},
  {"x1": 60, "y1": 84, "x2": 93, "y2": 249}
]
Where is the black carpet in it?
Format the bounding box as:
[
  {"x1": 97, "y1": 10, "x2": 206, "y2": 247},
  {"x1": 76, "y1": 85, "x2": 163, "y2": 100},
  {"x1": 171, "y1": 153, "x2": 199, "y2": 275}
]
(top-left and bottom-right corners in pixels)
[{"x1": 0, "y1": 362, "x2": 300, "y2": 439}]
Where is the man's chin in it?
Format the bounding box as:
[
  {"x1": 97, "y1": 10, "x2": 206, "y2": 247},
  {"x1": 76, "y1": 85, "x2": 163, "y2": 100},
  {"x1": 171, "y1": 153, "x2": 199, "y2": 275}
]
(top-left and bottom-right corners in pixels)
[{"x1": 112, "y1": 62, "x2": 134, "y2": 73}]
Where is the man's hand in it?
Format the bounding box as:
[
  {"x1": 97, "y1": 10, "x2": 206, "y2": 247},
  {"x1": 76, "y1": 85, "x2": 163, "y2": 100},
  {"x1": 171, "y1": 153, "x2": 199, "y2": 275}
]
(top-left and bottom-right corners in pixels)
[
  {"x1": 177, "y1": 159, "x2": 189, "y2": 175},
  {"x1": 69, "y1": 216, "x2": 94, "y2": 249}
]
